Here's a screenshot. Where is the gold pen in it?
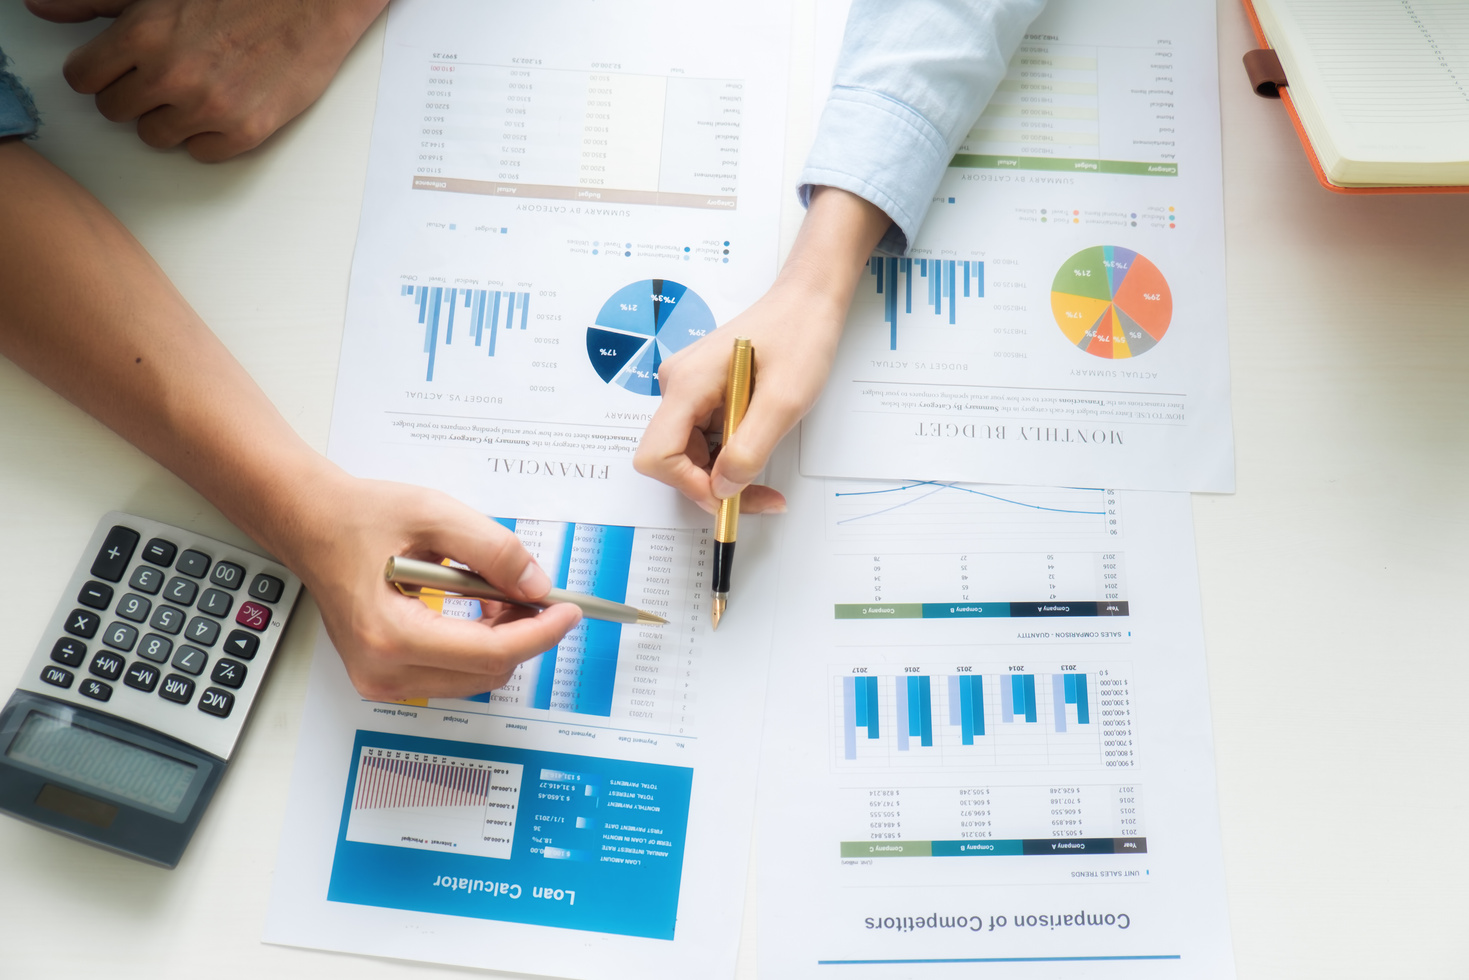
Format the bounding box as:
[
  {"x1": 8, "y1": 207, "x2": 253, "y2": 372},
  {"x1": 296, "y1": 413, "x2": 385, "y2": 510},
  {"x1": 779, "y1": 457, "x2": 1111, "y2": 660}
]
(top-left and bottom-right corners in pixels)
[
  {"x1": 710, "y1": 337, "x2": 754, "y2": 630},
  {"x1": 385, "y1": 556, "x2": 668, "y2": 626}
]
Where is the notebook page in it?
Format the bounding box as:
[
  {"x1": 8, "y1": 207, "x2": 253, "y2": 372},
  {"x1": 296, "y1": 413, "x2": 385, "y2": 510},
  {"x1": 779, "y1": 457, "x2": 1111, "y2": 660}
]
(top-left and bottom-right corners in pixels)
[{"x1": 1261, "y1": 0, "x2": 1469, "y2": 181}]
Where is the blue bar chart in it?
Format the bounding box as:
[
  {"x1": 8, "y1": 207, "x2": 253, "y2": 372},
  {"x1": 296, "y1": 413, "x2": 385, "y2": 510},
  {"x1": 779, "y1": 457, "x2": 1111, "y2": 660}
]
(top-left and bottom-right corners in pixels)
[
  {"x1": 401, "y1": 284, "x2": 532, "y2": 382},
  {"x1": 410, "y1": 519, "x2": 709, "y2": 737},
  {"x1": 833, "y1": 666, "x2": 1129, "y2": 769},
  {"x1": 867, "y1": 257, "x2": 984, "y2": 349}
]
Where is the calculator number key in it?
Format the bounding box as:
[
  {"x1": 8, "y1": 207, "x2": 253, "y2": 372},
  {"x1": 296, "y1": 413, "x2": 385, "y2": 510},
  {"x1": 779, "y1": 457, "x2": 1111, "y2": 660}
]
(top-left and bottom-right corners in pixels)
[
  {"x1": 150, "y1": 605, "x2": 186, "y2": 635},
  {"x1": 51, "y1": 638, "x2": 87, "y2": 667},
  {"x1": 137, "y1": 634, "x2": 173, "y2": 663},
  {"x1": 77, "y1": 581, "x2": 114, "y2": 610},
  {"x1": 236, "y1": 602, "x2": 272, "y2": 632},
  {"x1": 210, "y1": 561, "x2": 245, "y2": 591},
  {"x1": 79, "y1": 678, "x2": 113, "y2": 702},
  {"x1": 90, "y1": 525, "x2": 140, "y2": 583},
  {"x1": 64, "y1": 609, "x2": 101, "y2": 639},
  {"x1": 89, "y1": 651, "x2": 126, "y2": 681},
  {"x1": 210, "y1": 658, "x2": 247, "y2": 689},
  {"x1": 124, "y1": 662, "x2": 161, "y2": 693},
  {"x1": 41, "y1": 666, "x2": 74, "y2": 689},
  {"x1": 198, "y1": 589, "x2": 233, "y2": 618},
  {"x1": 176, "y1": 550, "x2": 212, "y2": 579},
  {"x1": 115, "y1": 593, "x2": 152, "y2": 623},
  {"x1": 129, "y1": 565, "x2": 164, "y2": 595},
  {"x1": 172, "y1": 645, "x2": 208, "y2": 676},
  {"x1": 186, "y1": 617, "x2": 220, "y2": 646},
  {"x1": 102, "y1": 622, "x2": 138, "y2": 652},
  {"x1": 159, "y1": 674, "x2": 195, "y2": 704},
  {"x1": 163, "y1": 577, "x2": 198, "y2": 606},
  {"x1": 248, "y1": 573, "x2": 284, "y2": 604},
  {"x1": 199, "y1": 688, "x2": 234, "y2": 718},
  {"x1": 223, "y1": 629, "x2": 260, "y2": 661}
]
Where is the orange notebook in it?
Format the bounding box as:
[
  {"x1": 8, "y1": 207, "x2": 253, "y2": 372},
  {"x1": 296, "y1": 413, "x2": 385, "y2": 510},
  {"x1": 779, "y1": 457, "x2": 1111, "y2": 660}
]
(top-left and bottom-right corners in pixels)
[{"x1": 1240, "y1": 0, "x2": 1469, "y2": 196}]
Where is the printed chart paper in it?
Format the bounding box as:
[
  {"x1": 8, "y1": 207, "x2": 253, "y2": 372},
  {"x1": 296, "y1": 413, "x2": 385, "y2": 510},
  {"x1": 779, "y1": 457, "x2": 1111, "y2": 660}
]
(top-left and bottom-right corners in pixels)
[
  {"x1": 756, "y1": 478, "x2": 1235, "y2": 976},
  {"x1": 266, "y1": 516, "x2": 778, "y2": 978},
  {"x1": 327, "y1": 0, "x2": 789, "y2": 529},
  {"x1": 802, "y1": 0, "x2": 1235, "y2": 492}
]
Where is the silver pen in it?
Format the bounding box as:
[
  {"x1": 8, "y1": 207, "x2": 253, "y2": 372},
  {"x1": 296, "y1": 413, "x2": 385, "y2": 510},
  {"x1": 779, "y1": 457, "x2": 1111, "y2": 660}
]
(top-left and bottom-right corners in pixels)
[{"x1": 385, "y1": 556, "x2": 669, "y2": 626}]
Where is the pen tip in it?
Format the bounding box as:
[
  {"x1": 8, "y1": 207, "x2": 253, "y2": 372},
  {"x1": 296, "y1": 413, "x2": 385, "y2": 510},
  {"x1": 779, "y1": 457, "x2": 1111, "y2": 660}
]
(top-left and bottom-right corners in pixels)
[{"x1": 711, "y1": 596, "x2": 726, "y2": 631}]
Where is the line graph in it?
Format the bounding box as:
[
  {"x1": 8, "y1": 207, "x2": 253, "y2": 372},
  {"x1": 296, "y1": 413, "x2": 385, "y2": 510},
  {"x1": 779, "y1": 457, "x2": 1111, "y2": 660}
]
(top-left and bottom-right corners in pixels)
[{"x1": 827, "y1": 481, "x2": 1119, "y2": 539}]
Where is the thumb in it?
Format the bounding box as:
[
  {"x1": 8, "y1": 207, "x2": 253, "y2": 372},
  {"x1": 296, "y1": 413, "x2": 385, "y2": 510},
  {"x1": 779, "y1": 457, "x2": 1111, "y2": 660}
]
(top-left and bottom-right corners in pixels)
[
  {"x1": 25, "y1": 0, "x2": 135, "y2": 22},
  {"x1": 419, "y1": 505, "x2": 554, "y2": 602},
  {"x1": 709, "y1": 388, "x2": 801, "y2": 498}
]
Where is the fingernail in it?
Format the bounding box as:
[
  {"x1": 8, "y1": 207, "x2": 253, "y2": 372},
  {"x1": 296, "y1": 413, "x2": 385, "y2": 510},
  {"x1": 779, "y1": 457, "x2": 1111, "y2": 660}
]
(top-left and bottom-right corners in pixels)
[
  {"x1": 711, "y1": 475, "x2": 744, "y2": 499},
  {"x1": 518, "y1": 560, "x2": 551, "y2": 597},
  {"x1": 760, "y1": 500, "x2": 787, "y2": 515}
]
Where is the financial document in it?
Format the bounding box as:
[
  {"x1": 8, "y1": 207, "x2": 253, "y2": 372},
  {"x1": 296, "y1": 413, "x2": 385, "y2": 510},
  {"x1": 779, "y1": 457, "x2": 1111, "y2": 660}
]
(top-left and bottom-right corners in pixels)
[
  {"x1": 755, "y1": 478, "x2": 1235, "y2": 976},
  {"x1": 266, "y1": 517, "x2": 778, "y2": 978},
  {"x1": 326, "y1": 0, "x2": 789, "y2": 529},
  {"x1": 266, "y1": 0, "x2": 788, "y2": 974},
  {"x1": 802, "y1": 0, "x2": 1234, "y2": 492}
]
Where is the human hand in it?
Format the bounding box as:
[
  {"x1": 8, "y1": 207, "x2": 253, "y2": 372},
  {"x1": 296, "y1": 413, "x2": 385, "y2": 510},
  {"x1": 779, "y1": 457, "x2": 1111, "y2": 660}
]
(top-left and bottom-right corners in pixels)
[
  {"x1": 276, "y1": 472, "x2": 581, "y2": 702},
  {"x1": 26, "y1": 0, "x2": 388, "y2": 161},
  {"x1": 634, "y1": 187, "x2": 893, "y2": 513}
]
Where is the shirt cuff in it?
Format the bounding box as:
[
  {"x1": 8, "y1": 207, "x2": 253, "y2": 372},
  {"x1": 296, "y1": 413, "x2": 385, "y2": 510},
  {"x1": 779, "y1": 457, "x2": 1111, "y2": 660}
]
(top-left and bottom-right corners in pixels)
[
  {"x1": 0, "y1": 52, "x2": 40, "y2": 140},
  {"x1": 796, "y1": 86, "x2": 953, "y2": 256}
]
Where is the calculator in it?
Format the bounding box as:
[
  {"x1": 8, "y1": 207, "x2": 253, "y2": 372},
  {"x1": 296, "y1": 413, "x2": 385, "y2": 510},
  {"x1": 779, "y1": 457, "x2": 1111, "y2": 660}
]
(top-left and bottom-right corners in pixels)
[{"x1": 0, "y1": 513, "x2": 300, "y2": 867}]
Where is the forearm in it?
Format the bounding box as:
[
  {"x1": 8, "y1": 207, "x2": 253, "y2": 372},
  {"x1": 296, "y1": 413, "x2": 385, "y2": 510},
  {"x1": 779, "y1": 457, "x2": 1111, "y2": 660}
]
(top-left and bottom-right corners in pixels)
[
  {"x1": 774, "y1": 185, "x2": 892, "y2": 327},
  {"x1": 0, "y1": 140, "x2": 334, "y2": 564}
]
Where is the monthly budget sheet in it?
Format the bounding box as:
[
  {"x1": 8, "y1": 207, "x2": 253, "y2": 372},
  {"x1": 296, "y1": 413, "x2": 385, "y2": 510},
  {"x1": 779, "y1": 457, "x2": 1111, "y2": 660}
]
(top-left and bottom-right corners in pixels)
[
  {"x1": 802, "y1": 0, "x2": 1235, "y2": 492},
  {"x1": 756, "y1": 478, "x2": 1235, "y2": 977}
]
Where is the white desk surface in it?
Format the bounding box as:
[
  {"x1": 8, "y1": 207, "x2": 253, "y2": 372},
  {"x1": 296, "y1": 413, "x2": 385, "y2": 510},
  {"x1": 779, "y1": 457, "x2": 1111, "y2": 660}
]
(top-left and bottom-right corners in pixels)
[{"x1": 3, "y1": 3, "x2": 1468, "y2": 977}]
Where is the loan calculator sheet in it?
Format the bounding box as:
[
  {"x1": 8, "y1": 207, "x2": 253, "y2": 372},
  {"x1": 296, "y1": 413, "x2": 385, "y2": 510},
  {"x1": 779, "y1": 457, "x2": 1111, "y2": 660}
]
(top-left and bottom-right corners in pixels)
[
  {"x1": 757, "y1": 480, "x2": 1235, "y2": 977},
  {"x1": 803, "y1": 0, "x2": 1234, "y2": 492}
]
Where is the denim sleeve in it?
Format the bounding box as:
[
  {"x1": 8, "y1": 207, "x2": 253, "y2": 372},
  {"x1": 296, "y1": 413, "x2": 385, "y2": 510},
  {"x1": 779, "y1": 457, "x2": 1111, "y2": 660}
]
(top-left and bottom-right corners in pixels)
[
  {"x1": 799, "y1": 0, "x2": 1046, "y2": 254},
  {"x1": 0, "y1": 48, "x2": 41, "y2": 139}
]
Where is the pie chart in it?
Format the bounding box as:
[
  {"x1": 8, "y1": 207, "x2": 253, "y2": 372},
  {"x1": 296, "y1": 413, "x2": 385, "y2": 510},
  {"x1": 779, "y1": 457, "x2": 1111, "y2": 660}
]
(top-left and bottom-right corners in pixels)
[
  {"x1": 586, "y1": 279, "x2": 714, "y2": 396},
  {"x1": 1050, "y1": 246, "x2": 1172, "y2": 359}
]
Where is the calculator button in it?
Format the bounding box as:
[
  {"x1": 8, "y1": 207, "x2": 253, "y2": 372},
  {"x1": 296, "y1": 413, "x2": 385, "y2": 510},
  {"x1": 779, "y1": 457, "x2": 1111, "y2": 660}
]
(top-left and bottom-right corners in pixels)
[
  {"x1": 51, "y1": 638, "x2": 87, "y2": 667},
  {"x1": 102, "y1": 622, "x2": 138, "y2": 652},
  {"x1": 159, "y1": 674, "x2": 195, "y2": 703},
  {"x1": 129, "y1": 565, "x2": 164, "y2": 595},
  {"x1": 124, "y1": 662, "x2": 161, "y2": 693},
  {"x1": 89, "y1": 651, "x2": 126, "y2": 681},
  {"x1": 210, "y1": 561, "x2": 245, "y2": 591},
  {"x1": 150, "y1": 605, "x2": 186, "y2": 634},
  {"x1": 177, "y1": 550, "x2": 212, "y2": 578},
  {"x1": 90, "y1": 525, "x2": 140, "y2": 582},
  {"x1": 142, "y1": 537, "x2": 178, "y2": 567},
  {"x1": 248, "y1": 573, "x2": 285, "y2": 604},
  {"x1": 77, "y1": 581, "x2": 114, "y2": 610},
  {"x1": 79, "y1": 678, "x2": 113, "y2": 702},
  {"x1": 115, "y1": 593, "x2": 152, "y2": 623},
  {"x1": 210, "y1": 658, "x2": 247, "y2": 689},
  {"x1": 41, "y1": 665, "x2": 74, "y2": 689},
  {"x1": 198, "y1": 687, "x2": 234, "y2": 718},
  {"x1": 163, "y1": 577, "x2": 198, "y2": 606},
  {"x1": 223, "y1": 629, "x2": 260, "y2": 661},
  {"x1": 185, "y1": 617, "x2": 220, "y2": 646},
  {"x1": 236, "y1": 602, "x2": 272, "y2": 632},
  {"x1": 172, "y1": 645, "x2": 208, "y2": 675},
  {"x1": 137, "y1": 634, "x2": 173, "y2": 663},
  {"x1": 64, "y1": 609, "x2": 101, "y2": 639},
  {"x1": 198, "y1": 589, "x2": 233, "y2": 618}
]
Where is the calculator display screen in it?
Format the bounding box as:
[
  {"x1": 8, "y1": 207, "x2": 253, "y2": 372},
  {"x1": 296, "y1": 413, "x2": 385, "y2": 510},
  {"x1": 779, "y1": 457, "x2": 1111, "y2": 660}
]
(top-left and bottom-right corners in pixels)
[{"x1": 6, "y1": 712, "x2": 197, "y2": 814}]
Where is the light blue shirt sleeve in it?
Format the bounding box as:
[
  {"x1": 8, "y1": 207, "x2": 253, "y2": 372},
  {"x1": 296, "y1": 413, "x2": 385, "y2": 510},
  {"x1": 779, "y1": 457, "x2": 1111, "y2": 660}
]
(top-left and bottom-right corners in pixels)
[
  {"x1": 0, "y1": 49, "x2": 41, "y2": 140},
  {"x1": 799, "y1": 0, "x2": 1046, "y2": 254}
]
